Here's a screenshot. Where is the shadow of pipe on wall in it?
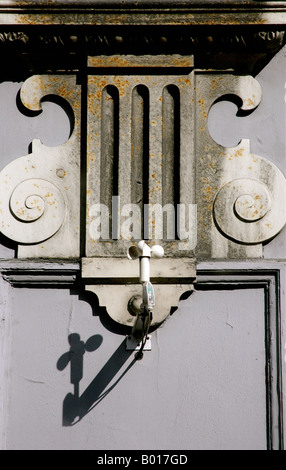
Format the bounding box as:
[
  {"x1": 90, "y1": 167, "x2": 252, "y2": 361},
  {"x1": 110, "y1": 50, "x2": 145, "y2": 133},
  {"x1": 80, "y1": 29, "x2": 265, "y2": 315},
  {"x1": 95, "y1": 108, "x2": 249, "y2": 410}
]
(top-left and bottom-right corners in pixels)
[
  {"x1": 55, "y1": 288, "x2": 143, "y2": 426},
  {"x1": 57, "y1": 335, "x2": 136, "y2": 426}
]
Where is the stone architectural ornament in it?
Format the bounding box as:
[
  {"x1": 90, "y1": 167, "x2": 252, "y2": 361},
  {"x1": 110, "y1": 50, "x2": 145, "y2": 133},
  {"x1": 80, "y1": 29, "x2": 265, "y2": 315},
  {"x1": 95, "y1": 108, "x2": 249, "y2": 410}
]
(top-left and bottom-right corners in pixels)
[
  {"x1": 0, "y1": 74, "x2": 82, "y2": 258},
  {"x1": 0, "y1": 1, "x2": 285, "y2": 345},
  {"x1": 195, "y1": 73, "x2": 286, "y2": 258}
]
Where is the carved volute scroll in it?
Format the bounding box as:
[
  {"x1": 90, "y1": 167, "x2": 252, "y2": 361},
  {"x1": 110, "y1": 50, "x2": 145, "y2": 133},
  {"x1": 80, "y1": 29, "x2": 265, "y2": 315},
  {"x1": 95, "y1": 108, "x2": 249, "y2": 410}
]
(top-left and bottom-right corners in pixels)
[
  {"x1": 213, "y1": 172, "x2": 286, "y2": 245},
  {"x1": 195, "y1": 73, "x2": 286, "y2": 258},
  {"x1": 0, "y1": 75, "x2": 81, "y2": 258}
]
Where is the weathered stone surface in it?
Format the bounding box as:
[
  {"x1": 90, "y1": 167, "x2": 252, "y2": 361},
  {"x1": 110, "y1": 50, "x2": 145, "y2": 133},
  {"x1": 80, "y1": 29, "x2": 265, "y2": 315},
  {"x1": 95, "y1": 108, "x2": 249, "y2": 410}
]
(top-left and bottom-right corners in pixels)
[
  {"x1": 1, "y1": 1, "x2": 286, "y2": 27},
  {"x1": 195, "y1": 73, "x2": 286, "y2": 258},
  {"x1": 0, "y1": 74, "x2": 81, "y2": 258},
  {"x1": 86, "y1": 60, "x2": 195, "y2": 258},
  {"x1": 82, "y1": 257, "x2": 195, "y2": 326},
  {"x1": 0, "y1": 69, "x2": 285, "y2": 263}
]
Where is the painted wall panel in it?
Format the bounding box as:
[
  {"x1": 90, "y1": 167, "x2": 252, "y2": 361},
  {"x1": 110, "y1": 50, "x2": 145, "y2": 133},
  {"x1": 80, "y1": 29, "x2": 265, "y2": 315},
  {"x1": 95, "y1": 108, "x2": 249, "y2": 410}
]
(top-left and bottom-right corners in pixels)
[{"x1": 4, "y1": 285, "x2": 267, "y2": 450}]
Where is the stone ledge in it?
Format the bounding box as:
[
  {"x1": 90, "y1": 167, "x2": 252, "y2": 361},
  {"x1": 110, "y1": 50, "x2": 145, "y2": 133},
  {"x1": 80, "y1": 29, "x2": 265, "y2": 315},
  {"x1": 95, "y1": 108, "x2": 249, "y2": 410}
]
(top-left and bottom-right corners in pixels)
[
  {"x1": 0, "y1": 1, "x2": 285, "y2": 27},
  {"x1": 81, "y1": 257, "x2": 197, "y2": 283}
]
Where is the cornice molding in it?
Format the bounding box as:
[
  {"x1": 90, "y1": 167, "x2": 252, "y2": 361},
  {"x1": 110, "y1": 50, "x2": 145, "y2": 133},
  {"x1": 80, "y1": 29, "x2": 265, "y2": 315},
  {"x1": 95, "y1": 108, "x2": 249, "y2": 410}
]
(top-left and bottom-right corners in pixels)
[
  {"x1": 0, "y1": 1, "x2": 284, "y2": 66},
  {"x1": 0, "y1": 1, "x2": 285, "y2": 26},
  {"x1": 0, "y1": 259, "x2": 80, "y2": 286},
  {"x1": 0, "y1": 0, "x2": 285, "y2": 8},
  {"x1": 0, "y1": 26, "x2": 284, "y2": 56}
]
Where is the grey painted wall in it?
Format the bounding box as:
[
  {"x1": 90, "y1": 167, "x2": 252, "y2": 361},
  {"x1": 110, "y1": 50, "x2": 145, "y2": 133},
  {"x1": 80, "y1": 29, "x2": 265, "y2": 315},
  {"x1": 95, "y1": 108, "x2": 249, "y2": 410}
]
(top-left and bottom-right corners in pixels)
[
  {"x1": 0, "y1": 46, "x2": 285, "y2": 450},
  {"x1": 1, "y1": 281, "x2": 267, "y2": 450}
]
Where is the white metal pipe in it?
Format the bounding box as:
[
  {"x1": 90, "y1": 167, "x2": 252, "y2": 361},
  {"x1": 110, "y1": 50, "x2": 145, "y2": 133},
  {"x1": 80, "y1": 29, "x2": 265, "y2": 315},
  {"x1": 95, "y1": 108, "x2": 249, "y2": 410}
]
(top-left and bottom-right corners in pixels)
[{"x1": 139, "y1": 256, "x2": 150, "y2": 283}]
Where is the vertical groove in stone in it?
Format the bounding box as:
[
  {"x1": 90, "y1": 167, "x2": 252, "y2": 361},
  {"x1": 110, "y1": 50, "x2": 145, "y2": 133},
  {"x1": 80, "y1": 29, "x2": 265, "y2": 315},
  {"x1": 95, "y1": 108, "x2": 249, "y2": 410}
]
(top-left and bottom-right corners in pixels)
[
  {"x1": 101, "y1": 85, "x2": 119, "y2": 235},
  {"x1": 131, "y1": 85, "x2": 149, "y2": 238},
  {"x1": 162, "y1": 85, "x2": 180, "y2": 238},
  {"x1": 162, "y1": 85, "x2": 180, "y2": 207}
]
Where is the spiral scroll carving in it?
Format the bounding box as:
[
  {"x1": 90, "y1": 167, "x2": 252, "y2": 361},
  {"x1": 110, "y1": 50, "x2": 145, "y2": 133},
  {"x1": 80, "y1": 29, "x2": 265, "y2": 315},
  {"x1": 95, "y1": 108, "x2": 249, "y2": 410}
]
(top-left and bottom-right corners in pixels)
[
  {"x1": 1, "y1": 178, "x2": 66, "y2": 244},
  {"x1": 213, "y1": 178, "x2": 285, "y2": 244}
]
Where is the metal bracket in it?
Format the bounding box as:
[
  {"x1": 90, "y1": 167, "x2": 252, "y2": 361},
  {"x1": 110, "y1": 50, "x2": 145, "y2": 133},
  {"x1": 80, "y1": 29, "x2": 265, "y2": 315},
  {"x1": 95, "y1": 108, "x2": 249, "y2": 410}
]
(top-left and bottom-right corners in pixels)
[{"x1": 126, "y1": 334, "x2": 152, "y2": 351}]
